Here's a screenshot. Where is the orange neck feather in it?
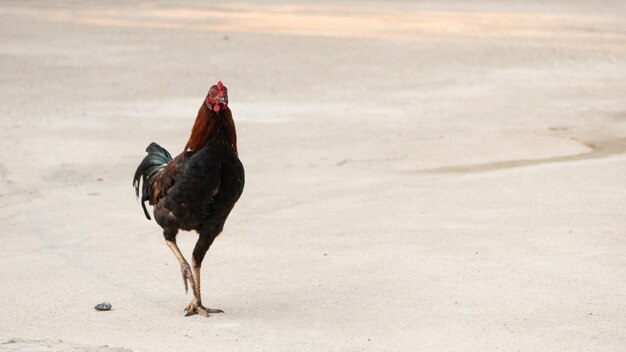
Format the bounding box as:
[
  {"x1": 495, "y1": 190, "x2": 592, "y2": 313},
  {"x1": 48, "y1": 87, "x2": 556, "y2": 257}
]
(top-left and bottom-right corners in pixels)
[{"x1": 183, "y1": 103, "x2": 238, "y2": 154}]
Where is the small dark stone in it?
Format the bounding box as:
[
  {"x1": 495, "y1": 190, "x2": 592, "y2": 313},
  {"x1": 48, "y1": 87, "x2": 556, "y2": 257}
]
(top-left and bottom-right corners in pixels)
[{"x1": 94, "y1": 302, "x2": 112, "y2": 311}]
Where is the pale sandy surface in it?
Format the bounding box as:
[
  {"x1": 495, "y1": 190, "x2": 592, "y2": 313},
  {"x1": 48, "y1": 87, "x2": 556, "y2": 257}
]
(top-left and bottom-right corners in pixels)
[{"x1": 1, "y1": 1, "x2": 626, "y2": 351}]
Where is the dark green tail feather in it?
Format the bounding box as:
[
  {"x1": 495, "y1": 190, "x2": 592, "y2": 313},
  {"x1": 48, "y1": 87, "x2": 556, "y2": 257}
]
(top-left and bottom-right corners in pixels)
[{"x1": 133, "y1": 142, "x2": 172, "y2": 220}]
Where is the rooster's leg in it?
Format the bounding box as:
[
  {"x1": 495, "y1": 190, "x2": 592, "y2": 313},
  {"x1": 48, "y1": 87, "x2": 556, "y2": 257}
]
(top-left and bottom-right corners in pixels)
[
  {"x1": 155, "y1": 209, "x2": 196, "y2": 295},
  {"x1": 184, "y1": 235, "x2": 223, "y2": 317},
  {"x1": 165, "y1": 238, "x2": 196, "y2": 295}
]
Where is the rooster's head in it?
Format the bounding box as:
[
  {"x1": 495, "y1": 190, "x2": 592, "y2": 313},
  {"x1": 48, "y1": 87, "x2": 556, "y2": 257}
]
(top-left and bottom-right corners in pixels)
[{"x1": 205, "y1": 81, "x2": 229, "y2": 113}]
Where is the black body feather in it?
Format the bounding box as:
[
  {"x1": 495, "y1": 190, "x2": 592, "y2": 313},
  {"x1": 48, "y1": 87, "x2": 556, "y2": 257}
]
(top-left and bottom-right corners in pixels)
[{"x1": 133, "y1": 110, "x2": 244, "y2": 235}]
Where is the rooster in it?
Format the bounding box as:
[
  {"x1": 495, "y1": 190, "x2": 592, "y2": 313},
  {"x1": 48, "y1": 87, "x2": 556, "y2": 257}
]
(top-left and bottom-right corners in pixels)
[{"x1": 133, "y1": 81, "x2": 244, "y2": 316}]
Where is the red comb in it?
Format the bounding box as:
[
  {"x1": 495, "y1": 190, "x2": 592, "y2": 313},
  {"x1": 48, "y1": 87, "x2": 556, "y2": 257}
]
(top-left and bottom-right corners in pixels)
[{"x1": 217, "y1": 81, "x2": 225, "y2": 94}]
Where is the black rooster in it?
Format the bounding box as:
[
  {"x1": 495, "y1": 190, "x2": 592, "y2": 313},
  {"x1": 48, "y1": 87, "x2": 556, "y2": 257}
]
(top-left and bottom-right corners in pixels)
[{"x1": 133, "y1": 81, "x2": 244, "y2": 316}]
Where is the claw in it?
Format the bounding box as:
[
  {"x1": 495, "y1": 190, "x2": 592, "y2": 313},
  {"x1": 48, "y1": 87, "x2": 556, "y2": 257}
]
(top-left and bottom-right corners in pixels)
[{"x1": 184, "y1": 299, "x2": 223, "y2": 317}]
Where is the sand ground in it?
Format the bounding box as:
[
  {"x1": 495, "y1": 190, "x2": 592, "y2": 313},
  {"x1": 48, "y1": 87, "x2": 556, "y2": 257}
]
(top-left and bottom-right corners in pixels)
[{"x1": 1, "y1": 1, "x2": 625, "y2": 351}]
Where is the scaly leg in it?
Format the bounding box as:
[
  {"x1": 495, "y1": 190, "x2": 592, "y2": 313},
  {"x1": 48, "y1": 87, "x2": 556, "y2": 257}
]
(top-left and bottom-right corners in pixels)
[
  {"x1": 165, "y1": 239, "x2": 195, "y2": 295},
  {"x1": 155, "y1": 209, "x2": 195, "y2": 296},
  {"x1": 184, "y1": 257, "x2": 224, "y2": 316},
  {"x1": 184, "y1": 235, "x2": 223, "y2": 317}
]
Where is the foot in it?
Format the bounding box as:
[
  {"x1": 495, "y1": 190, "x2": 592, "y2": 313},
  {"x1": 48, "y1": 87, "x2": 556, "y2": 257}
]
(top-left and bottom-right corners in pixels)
[
  {"x1": 184, "y1": 300, "x2": 224, "y2": 317},
  {"x1": 180, "y1": 263, "x2": 194, "y2": 294}
]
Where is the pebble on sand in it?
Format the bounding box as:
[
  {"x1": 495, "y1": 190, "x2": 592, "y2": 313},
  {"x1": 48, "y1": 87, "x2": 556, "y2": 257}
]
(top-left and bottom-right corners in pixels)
[{"x1": 94, "y1": 302, "x2": 112, "y2": 311}]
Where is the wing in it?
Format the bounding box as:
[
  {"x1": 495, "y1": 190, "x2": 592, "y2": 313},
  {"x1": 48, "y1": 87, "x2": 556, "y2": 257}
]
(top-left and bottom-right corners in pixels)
[{"x1": 152, "y1": 152, "x2": 191, "y2": 205}]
